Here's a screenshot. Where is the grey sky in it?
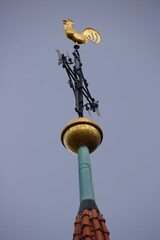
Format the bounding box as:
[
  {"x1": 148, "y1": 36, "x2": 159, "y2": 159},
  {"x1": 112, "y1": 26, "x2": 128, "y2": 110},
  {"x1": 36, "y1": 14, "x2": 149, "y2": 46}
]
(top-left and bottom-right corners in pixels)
[{"x1": 1, "y1": 0, "x2": 160, "y2": 239}]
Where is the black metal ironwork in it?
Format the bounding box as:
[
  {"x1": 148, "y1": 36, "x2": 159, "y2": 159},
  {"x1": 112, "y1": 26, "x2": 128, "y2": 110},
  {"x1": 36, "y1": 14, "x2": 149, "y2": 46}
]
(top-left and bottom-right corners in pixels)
[{"x1": 56, "y1": 45, "x2": 100, "y2": 117}]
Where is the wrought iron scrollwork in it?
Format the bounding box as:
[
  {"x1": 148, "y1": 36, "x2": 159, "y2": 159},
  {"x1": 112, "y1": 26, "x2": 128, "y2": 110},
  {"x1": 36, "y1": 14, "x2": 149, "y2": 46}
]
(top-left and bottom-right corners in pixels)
[{"x1": 56, "y1": 46, "x2": 100, "y2": 117}]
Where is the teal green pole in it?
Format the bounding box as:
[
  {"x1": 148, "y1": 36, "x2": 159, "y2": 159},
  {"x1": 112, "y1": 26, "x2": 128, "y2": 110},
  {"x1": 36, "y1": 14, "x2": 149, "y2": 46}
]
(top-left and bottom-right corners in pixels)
[{"x1": 78, "y1": 146, "x2": 95, "y2": 202}]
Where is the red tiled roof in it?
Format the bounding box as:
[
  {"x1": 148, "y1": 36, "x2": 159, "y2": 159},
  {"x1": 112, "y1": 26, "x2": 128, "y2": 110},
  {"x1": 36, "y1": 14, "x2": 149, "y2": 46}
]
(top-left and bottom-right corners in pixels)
[{"x1": 73, "y1": 209, "x2": 110, "y2": 240}]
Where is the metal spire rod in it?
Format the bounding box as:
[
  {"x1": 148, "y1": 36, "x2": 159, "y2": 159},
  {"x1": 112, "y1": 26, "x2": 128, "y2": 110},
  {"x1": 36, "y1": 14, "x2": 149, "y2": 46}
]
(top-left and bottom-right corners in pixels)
[{"x1": 56, "y1": 45, "x2": 100, "y2": 117}]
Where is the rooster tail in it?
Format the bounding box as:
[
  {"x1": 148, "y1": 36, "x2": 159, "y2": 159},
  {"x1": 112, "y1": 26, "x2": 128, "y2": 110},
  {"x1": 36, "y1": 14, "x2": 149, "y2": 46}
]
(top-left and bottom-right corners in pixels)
[{"x1": 82, "y1": 28, "x2": 101, "y2": 44}]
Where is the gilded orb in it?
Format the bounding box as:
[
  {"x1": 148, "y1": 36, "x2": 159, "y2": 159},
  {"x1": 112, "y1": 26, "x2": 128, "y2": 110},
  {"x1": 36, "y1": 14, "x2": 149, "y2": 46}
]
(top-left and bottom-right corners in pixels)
[{"x1": 61, "y1": 117, "x2": 103, "y2": 154}]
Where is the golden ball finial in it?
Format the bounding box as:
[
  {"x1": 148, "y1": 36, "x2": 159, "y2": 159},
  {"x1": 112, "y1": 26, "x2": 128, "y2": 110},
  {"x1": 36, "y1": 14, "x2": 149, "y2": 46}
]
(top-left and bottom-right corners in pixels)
[{"x1": 61, "y1": 117, "x2": 103, "y2": 154}]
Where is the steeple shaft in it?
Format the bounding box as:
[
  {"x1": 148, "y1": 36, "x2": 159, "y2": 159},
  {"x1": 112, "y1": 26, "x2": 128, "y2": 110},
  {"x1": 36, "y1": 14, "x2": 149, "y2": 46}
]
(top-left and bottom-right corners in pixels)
[{"x1": 78, "y1": 146, "x2": 95, "y2": 202}]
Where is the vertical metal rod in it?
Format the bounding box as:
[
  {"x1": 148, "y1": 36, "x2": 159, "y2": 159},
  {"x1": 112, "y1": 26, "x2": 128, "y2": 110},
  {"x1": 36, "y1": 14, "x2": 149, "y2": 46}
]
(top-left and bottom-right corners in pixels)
[
  {"x1": 78, "y1": 146, "x2": 95, "y2": 202},
  {"x1": 74, "y1": 48, "x2": 83, "y2": 117}
]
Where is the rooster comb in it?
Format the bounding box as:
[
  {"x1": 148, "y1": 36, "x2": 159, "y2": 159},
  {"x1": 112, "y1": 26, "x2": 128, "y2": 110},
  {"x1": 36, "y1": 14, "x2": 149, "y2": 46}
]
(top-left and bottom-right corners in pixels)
[{"x1": 63, "y1": 19, "x2": 75, "y2": 24}]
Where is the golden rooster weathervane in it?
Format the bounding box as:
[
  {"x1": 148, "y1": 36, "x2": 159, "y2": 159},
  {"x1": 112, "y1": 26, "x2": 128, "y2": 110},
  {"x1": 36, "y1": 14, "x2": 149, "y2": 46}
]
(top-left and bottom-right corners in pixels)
[
  {"x1": 56, "y1": 20, "x2": 101, "y2": 117},
  {"x1": 63, "y1": 19, "x2": 101, "y2": 45}
]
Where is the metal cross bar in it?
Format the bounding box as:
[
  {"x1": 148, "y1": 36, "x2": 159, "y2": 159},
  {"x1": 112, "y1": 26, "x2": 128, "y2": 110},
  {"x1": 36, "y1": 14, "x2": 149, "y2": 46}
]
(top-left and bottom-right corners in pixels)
[{"x1": 56, "y1": 46, "x2": 100, "y2": 117}]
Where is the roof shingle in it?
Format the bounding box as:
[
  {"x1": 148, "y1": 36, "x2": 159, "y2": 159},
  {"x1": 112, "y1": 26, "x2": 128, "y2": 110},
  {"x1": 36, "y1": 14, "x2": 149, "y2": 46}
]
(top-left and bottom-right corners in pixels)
[{"x1": 73, "y1": 209, "x2": 110, "y2": 240}]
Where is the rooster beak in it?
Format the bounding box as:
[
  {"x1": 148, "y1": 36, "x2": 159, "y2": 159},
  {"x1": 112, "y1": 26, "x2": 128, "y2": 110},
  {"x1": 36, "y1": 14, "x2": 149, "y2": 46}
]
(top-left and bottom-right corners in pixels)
[{"x1": 63, "y1": 20, "x2": 66, "y2": 24}]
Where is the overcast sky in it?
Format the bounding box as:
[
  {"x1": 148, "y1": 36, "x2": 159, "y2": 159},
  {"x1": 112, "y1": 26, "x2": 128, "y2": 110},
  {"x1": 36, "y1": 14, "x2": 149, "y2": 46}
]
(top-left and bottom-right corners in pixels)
[{"x1": 1, "y1": 0, "x2": 160, "y2": 240}]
